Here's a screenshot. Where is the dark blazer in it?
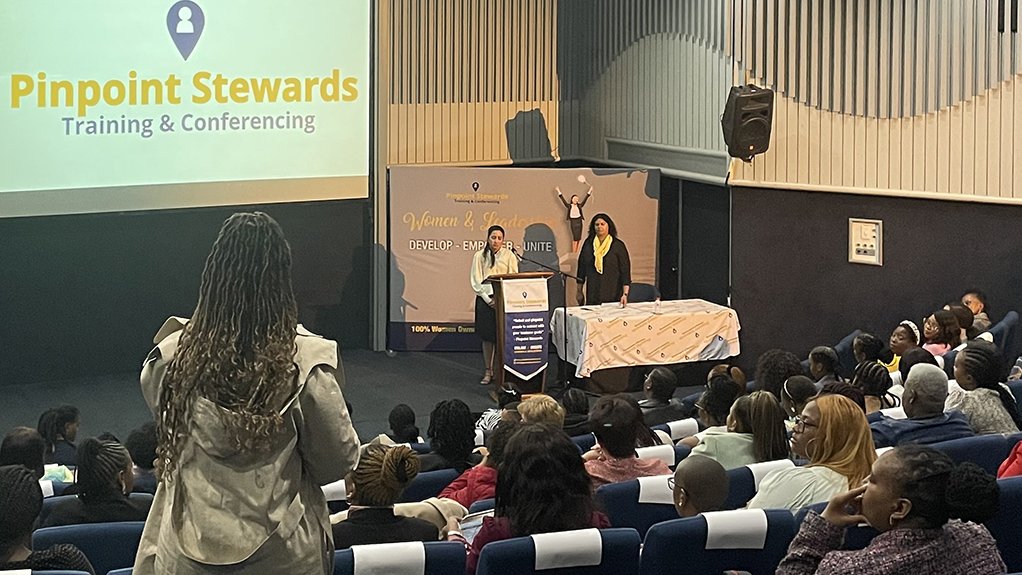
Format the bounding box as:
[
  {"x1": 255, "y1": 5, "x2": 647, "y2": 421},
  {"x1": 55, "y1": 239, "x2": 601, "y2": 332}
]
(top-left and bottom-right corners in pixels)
[
  {"x1": 577, "y1": 236, "x2": 631, "y2": 305},
  {"x1": 558, "y1": 191, "x2": 591, "y2": 220},
  {"x1": 332, "y1": 506, "x2": 439, "y2": 550},
  {"x1": 639, "y1": 399, "x2": 689, "y2": 427}
]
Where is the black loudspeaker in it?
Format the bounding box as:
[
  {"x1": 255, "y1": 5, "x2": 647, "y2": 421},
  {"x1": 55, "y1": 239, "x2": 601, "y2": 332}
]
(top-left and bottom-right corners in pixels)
[{"x1": 721, "y1": 84, "x2": 774, "y2": 161}]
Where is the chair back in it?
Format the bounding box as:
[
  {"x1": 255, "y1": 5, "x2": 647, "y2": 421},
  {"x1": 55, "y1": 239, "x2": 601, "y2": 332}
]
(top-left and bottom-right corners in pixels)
[
  {"x1": 572, "y1": 433, "x2": 597, "y2": 454},
  {"x1": 635, "y1": 444, "x2": 690, "y2": 469},
  {"x1": 469, "y1": 498, "x2": 495, "y2": 513},
  {"x1": 107, "y1": 570, "x2": 134, "y2": 575},
  {"x1": 1008, "y1": 380, "x2": 1022, "y2": 415},
  {"x1": 832, "y1": 329, "x2": 863, "y2": 377},
  {"x1": 628, "y1": 283, "x2": 660, "y2": 303},
  {"x1": 596, "y1": 475, "x2": 678, "y2": 537},
  {"x1": 333, "y1": 541, "x2": 466, "y2": 575},
  {"x1": 31, "y1": 572, "x2": 94, "y2": 575},
  {"x1": 649, "y1": 418, "x2": 700, "y2": 442},
  {"x1": 930, "y1": 434, "x2": 1017, "y2": 475},
  {"x1": 991, "y1": 311, "x2": 1019, "y2": 356},
  {"x1": 988, "y1": 476, "x2": 1022, "y2": 573},
  {"x1": 32, "y1": 521, "x2": 145, "y2": 575},
  {"x1": 475, "y1": 528, "x2": 641, "y2": 575},
  {"x1": 639, "y1": 509, "x2": 795, "y2": 575},
  {"x1": 398, "y1": 468, "x2": 460, "y2": 503},
  {"x1": 793, "y1": 502, "x2": 878, "y2": 550},
  {"x1": 323, "y1": 478, "x2": 350, "y2": 513},
  {"x1": 722, "y1": 459, "x2": 795, "y2": 510}
]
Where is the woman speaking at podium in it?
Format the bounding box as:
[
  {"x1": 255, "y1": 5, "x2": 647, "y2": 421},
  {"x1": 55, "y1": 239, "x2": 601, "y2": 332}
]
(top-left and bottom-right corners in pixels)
[
  {"x1": 470, "y1": 224, "x2": 518, "y2": 386},
  {"x1": 576, "y1": 213, "x2": 631, "y2": 306}
]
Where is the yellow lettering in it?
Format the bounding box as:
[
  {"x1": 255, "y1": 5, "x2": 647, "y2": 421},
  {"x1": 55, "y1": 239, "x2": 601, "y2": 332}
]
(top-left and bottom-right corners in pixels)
[
  {"x1": 229, "y1": 78, "x2": 249, "y2": 103},
  {"x1": 251, "y1": 77, "x2": 281, "y2": 102},
  {"x1": 192, "y1": 71, "x2": 212, "y2": 104},
  {"x1": 11, "y1": 74, "x2": 33, "y2": 109},
  {"x1": 304, "y1": 76, "x2": 320, "y2": 100},
  {"x1": 282, "y1": 78, "x2": 302, "y2": 102},
  {"x1": 77, "y1": 80, "x2": 100, "y2": 117},
  {"x1": 342, "y1": 77, "x2": 358, "y2": 102},
  {"x1": 320, "y1": 69, "x2": 340, "y2": 102}
]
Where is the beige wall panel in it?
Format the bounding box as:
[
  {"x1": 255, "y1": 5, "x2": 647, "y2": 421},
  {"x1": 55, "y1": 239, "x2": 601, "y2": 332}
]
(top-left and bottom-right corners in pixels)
[
  {"x1": 960, "y1": 99, "x2": 975, "y2": 195},
  {"x1": 1000, "y1": 80, "x2": 1014, "y2": 199},
  {"x1": 989, "y1": 86, "x2": 1002, "y2": 197},
  {"x1": 974, "y1": 93, "x2": 989, "y2": 196}
]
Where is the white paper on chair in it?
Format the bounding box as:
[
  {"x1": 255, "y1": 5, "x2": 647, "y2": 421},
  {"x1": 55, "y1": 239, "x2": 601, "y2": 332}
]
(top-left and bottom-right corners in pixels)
[
  {"x1": 702, "y1": 509, "x2": 769, "y2": 550},
  {"x1": 636, "y1": 444, "x2": 675, "y2": 467},
  {"x1": 667, "y1": 418, "x2": 699, "y2": 440},
  {"x1": 38, "y1": 478, "x2": 54, "y2": 497},
  {"x1": 637, "y1": 474, "x2": 675, "y2": 504},
  {"x1": 532, "y1": 528, "x2": 602, "y2": 570},
  {"x1": 745, "y1": 459, "x2": 795, "y2": 490},
  {"x1": 322, "y1": 479, "x2": 347, "y2": 501},
  {"x1": 352, "y1": 541, "x2": 425, "y2": 575}
]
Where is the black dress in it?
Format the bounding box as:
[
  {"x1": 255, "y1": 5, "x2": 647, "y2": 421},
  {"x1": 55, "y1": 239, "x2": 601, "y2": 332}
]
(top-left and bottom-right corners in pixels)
[
  {"x1": 332, "y1": 506, "x2": 439, "y2": 550},
  {"x1": 577, "y1": 236, "x2": 631, "y2": 304}
]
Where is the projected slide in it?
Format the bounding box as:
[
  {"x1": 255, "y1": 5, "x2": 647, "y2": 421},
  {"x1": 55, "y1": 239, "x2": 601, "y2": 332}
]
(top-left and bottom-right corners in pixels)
[{"x1": 0, "y1": 0, "x2": 369, "y2": 217}]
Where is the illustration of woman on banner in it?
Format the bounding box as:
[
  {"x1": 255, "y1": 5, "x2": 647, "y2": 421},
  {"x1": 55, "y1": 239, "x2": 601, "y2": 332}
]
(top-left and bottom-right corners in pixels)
[
  {"x1": 470, "y1": 225, "x2": 518, "y2": 392},
  {"x1": 556, "y1": 175, "x2": 593, "y2": 252}
]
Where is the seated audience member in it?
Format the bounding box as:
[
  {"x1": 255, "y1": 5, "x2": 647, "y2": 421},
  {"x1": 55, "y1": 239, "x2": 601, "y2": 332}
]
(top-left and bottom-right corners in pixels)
[
  {"x1": 670, "y1": 455, "x2": 730, "y2": 517},
  {"x1": 891, "y1": 347, "x2": 939, "y2": 393},
  {"x1": 582, "y1": 395, "x2": 671, "y2": 487},
  {"x1": 419, "y1": 399, "x2": 483, "y2": 473},
  {"x1": 388, "y1": 404, "x2": 422, "y2": 444},
  {"x1": 809, "y1": 346, "x2": 842, "y2": 389},
  {"x1": 870, "y1": 364, "x2": 973, "y2": 449},
  {"x1": 817, "y1": 381, "x2": 867, "y2": 413},
  {"x1": 852, "y1": 333, "x2": 887, "y2": 365},
  {"x1": 517, "y1": 395, "x2": 566, "y2": 427},
  {"x1": 679, "y1": 374, "x2": 743, "y2": 447},
  {"x1": 621, "y1": 395, "x2": 663, "y2": 447},
  {"x1": 638, "y1": 367, "x2": 687, "y2": 426},
  {"x1": 500, "y1": 401, "x2": 522, "y2": 423},
  {"x1": 560, "y1": 388, "x2": 591, "y2": 436},
  {"x1": 0, "y1": 465, "x2": 95, "y2": 574},
  {"x1": 707, "y1": 363, "x2": 748, "y2": 390},
  {"x1": 999, "y1": 437, "x2": 1022, "y2": 478},
  {"x1": 475, "y1": 387, "x2": 521, "y2": 431},
  {"x1": 947, "y1": 340, "x2": 1022, "y2": 435},
  {"x1": 691, "y1": 391, "x2": 789, "y2": 470},
  {"x1": 0, "y1": 427, "x2": 46, "y2": 479},
  {"x1": 446, "y1": 424, "x2": 610, "y2": 575},
  {"x1": 40, "y1": 438, "x2": 151, "y2": 527},
  {"x1": 945, "y1": 304, "x2": 976, "y2": 342},
  {"x1": 922, "y1": 310, "x2": 961, "y2": 357},
  {"x1": 439, "y1": 420, "x2": 518, "y2": 508},
  {"x1": 884, "y1": 320, "x2": 920, "y2": 375},
  {"x1": 850, "y1": 361, "x2": 898, "y2": 414},
  {"x1": 124, "y1": 422, "x2": 158, "y2": 494},
  {"x1": 749, "y1": 395, "x2": 876, "y2": 512},
  {"x1": 755, "y1": 349, "x2": 806, "y2": 400},
  {"x1": 961, "y1": 289, "x2": 992, "y2": 333},
  {"x1": 781, "y1": 376, "x2": 818, "y2": 421},
  {"x1": 777, "y1": 445, "x2": 1005, "y2": 575},
  {"x1": 332, "y1": 444, "x2": 438, "y2": 549},
  {"x1": 37, "y1": 405, "x2": 80, "y2": 467}
]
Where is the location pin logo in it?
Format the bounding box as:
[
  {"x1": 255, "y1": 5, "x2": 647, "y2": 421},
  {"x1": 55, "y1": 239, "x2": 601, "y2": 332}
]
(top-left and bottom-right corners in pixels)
[
  {"x1": 167, "y1": 1, "x2": 205, "y2": 61},
  {"x1": 472, "y1": 182, "x2": 479, "y2": 191}
]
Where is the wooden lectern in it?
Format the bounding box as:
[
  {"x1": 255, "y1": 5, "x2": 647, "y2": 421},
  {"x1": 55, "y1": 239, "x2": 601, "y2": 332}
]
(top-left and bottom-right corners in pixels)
[{"x1": 484, "y1": 272, "x2": 554, "y2": 393}]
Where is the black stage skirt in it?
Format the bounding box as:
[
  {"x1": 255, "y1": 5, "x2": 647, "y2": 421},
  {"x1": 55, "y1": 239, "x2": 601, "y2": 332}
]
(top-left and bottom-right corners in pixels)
[
  {"x1": 570, "y1": 218, "x2": 584, "y2": 241},
  {"x1": 475, "y1": 296, "x2": 497, "y2": 342}
]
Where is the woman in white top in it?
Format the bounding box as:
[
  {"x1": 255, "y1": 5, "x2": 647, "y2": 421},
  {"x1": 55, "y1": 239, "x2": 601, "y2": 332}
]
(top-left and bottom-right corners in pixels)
[
  {"x1": 691, "y1": 391, "x2": 789, "y2": 470},
  {"x1": 748, "y1": 394, "x2": 876, "y2": 512},
  {"x1": 470, "y1": 225, "x2": 518, "y2": 387}
]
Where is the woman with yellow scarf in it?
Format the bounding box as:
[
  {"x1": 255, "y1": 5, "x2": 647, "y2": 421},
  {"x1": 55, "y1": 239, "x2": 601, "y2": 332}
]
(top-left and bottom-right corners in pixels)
[{"x1": 576, "y1": 213, "x2": 631, "y2": 306}]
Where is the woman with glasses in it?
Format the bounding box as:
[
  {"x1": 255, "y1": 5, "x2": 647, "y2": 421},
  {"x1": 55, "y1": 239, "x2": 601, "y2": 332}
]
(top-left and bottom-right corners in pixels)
[{"x1": 748, "y1": 395, "x2": 876, "y2": 512}]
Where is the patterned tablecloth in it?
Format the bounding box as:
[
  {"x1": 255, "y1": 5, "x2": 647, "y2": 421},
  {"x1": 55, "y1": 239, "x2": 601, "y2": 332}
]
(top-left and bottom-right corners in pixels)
[{"x1": 550, "y1": 299, "x2": 741, "y2": 377}]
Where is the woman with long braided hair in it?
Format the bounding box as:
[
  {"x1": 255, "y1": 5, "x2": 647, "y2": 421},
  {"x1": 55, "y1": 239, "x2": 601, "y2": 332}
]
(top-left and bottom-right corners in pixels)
[
  {"x1": 948, "y1": 339, "x2": 1021, "y2": 434},
  {"x1": 133, "y1": 212, "x2": 359, "y2": 575}
]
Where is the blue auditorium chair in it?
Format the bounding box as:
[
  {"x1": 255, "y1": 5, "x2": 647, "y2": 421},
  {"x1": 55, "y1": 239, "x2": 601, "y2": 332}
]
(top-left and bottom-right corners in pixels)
[
  {"x1": 794, "y1": 502, "x2": 878, "y2": 550},
  {"x1": 628, "y1": 283, "x2": 660, "y2": 303},
  {"x1": 639, "y1": 509, "x2": 796, "y2": 575},
  {"x1": 1008, "y1": 380, "x2": 1022, "y2": 414},
  {"x1": 398, "y1": 468, "x2": 460, "y2": 503},
  {"x1": 987, "y1": 476, "x2": 1022, "y2": 573},
  {"x1": 649, "y1": 418, "x2": 699, "y2": 442},
  {"x1": 333, "y1": 541, "x2": 466, "y2": 575},
  {"x1": 990, "y1": 311, "x2": 1019, "y2": 356},
  {"x1": 595, "y1": 474, "x2": 677, "y2": 537},
  {"x1": 635, "y1": 444, "x2": 690, "y2": 469},
  {"x1": 930, "y1": 434, "x2": 1015, "y2": 475},
  {"x1": 832, "y1": 329, "x2": 863, "y2": 377},
  {"x1": 32, "y1": 521, "x2": 145, "y2": 575},
  {"x1": 323, "y1": 478, "x2": 350, "y2": 513},
  {"x1": 469, "y1": 498, "x2": 495, "y2": 513},
  {"x1": 571, "y1": 433, "x2": 597, "y2": 453},
  {"x1": 722, "y1": 459, "x2": 796, "y2": 510},
  {"x1": 475, "y1": 528, "x2": 641, "y2": 575},
  {"x1": 32, "y1": 571, "x2": 94, "y2": 575},
  {"x1": 409, "y1": 442, "x2": 432, "y2": 454},
  {"x1": 107, "y1": 570, "x2": 134, "y2": 575}
]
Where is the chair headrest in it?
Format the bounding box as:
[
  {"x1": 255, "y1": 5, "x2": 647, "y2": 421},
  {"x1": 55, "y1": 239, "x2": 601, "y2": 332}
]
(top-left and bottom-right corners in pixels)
[
  {"x1": 636, "y1": 444, "x2": 675, "y2": 467},
  {"x1": 322, "y1": 478, "x2": 347, "y2": 502},
  {"x1": 702, "y1": 509, "x2": 769, "y2": 550},
  {"x1": 652, "y1": 429, "x2": 673, "y2": 445},
  {"x1": 745, "y1": 459, "x2": 795, "y2": 490},
  {"x1": 875, "y1": 446, "x2": 894, "y2": 458},
  {"x1": 532, "y1": 528, "x2": 603, "y2": 570},
  {"x1": 352, "y1": 541, "x2": 426, "y2": 575},
  {"x1": 475, "y1": 429, "x2": 485, "y2": 446},
  {"x1": 637, "y1": 474, "x2": 675, "y2": 504},
  {"x1": 880, "y1": 406, "x2": 906, "y2": 420},
  {"x1": 667, "y1": 418, "x2": 700, "y2": 440}
]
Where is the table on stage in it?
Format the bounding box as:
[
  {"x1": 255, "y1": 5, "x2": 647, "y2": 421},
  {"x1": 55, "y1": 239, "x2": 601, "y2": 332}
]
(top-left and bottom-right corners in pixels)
[{"x1": 550, "y1": 299, "x2": 741, "y2": 378}]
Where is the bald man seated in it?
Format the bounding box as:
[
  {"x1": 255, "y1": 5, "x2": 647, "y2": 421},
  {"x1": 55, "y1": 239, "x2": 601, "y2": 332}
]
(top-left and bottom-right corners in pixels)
[
  {"x1": 870, "y1": 363, "x2": 974, "y2": 448},
  {"x1": 671, "y1": 455, "x2": 730, "y2": 517}
]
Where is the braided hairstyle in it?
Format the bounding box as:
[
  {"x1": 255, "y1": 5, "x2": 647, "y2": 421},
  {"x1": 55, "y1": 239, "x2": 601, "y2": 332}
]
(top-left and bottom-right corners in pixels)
[
  {"x1": 351, "y1": 444, "x2": 420, "y2": 506},
  {"x1": 125, "y1": 422, "x2": 158, "y2": 472},
  {"x1": 957, "y1": 340, "x2": 1022, "y2": 429},
  {"x1": 76, "y1": 437, "x2": 131, "y2": 502},
  {"x1": 892, "y1": 444, "x2": 999, "y2": 527},
  {"x1": 0, "y1": 464, "x2": 44, "y2": 555},
  {"x1": 755, "y1": 349, "x2": 806, "y2": 400},
  {"x1": 809, "y1": 346, "x2": 841, "y2": 379},
  {"x1": 699, "y1": 374, "x2": 743, "y2": 426},
  {"x1": 853, "y1": 333, "x2": 887, "y2": 363},
  {"x1": 426, "y1": 399, "x2": 475, "y2": 464},
  {"x1": 851, "y1": 361, "x2": 898, "y2": 407},
  {"x1": 157, "y1": 213, "x2": 299, "y2": 481},
  {"x1": 37, "y1": 405, "x2": 79, "y2": 457}
]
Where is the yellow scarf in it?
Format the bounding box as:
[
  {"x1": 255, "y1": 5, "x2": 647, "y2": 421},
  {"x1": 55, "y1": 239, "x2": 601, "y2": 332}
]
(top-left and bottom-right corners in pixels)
[{"x1": 593, "y1": 235, "x2": 613, "y2": 274}]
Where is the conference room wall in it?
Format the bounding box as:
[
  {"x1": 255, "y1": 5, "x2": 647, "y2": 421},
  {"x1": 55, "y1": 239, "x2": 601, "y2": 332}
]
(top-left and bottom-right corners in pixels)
[
  {"x1": 0, "y1": 200, "x2": 371, "y2": 387},
  {"x1": 730, "y1": 185, "x2": 1022, "y2": 372}
]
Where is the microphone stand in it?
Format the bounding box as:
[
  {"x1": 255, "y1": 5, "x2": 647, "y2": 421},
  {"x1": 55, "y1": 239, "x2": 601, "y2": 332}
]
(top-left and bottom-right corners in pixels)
[{"x1": 511, "y1": 248, "x2": 582, "y2": 395}]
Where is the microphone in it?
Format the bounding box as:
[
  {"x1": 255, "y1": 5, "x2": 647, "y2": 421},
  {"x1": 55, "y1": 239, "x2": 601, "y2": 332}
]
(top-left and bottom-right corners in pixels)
[{"x1": 509, "y1": 245, "x2": 522, "y2": 259}]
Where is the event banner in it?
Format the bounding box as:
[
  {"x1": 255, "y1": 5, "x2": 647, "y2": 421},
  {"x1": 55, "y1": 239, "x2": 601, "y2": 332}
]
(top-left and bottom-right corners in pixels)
[
  {"x1": 388, "y1": 166, "x2": 660, "y2": 351},
  {"x1": 500, "y1": 278, "x2": 550, "y2": 380},
  {"x1": 0, "y1": 0, "x2": 369, "y2": 216}
]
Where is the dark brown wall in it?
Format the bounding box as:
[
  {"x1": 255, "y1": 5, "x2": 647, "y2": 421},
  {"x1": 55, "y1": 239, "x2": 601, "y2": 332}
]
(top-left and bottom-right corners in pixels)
[
  {"x1": 0, "y1": 200, "x2": 371, "y2": 386},
  {"x1": 730, "y1": 186, "x2": 1022, "y2": 372}
]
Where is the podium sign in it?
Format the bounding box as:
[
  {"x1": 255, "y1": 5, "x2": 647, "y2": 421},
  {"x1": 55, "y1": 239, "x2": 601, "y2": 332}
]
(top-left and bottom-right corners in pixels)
[{"x1": 500, "y1": 278, "x2": 550, "y2": 380}]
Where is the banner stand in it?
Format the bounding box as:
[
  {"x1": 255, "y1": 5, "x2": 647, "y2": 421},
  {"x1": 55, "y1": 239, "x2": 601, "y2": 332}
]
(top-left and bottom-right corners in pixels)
[{"x1": 486, "y1": 272, "x2": 553, "y2": 394}]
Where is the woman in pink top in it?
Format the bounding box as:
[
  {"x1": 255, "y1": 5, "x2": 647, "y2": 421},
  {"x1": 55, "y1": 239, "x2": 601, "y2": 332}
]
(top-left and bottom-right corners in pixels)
[
  {"x1": 582, "y1": 395, "x2": 671, "y2": 487},
  {"x1": 921, "y1": 310, "x2": 960, "y2": 356}
]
